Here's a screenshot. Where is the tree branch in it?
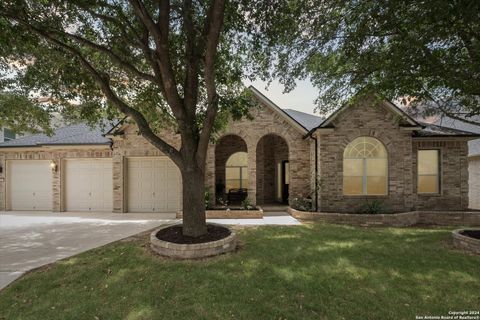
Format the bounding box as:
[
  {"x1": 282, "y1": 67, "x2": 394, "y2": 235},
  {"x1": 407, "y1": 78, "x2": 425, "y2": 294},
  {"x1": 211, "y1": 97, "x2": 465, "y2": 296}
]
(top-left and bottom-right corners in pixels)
[
  {"x1": 129, "y1": 0, "x2": 185, "y2": 119},
  {"x1": 197, "y1": 0, "x2": 225, "y2": 165},
  {"x1": 58, "y1": 30, "x2": 158, "y2": 83},
  {"x1": 183, "y1": 0, "x2": 200, "y2": 112},
  {"x1": 24, "y1": 22, "x2": 183, "y2": 166}
]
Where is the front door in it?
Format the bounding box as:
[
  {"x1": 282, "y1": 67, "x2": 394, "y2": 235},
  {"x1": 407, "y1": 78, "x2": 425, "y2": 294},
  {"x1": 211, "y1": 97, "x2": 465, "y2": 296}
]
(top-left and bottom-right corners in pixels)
[{"x1": 281, "y1": 160, "x2": 289, "y2": 204}]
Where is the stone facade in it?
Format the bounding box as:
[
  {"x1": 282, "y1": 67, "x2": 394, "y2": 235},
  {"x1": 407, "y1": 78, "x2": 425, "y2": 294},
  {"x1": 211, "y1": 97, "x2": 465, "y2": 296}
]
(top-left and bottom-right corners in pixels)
[
  {"x1": 469, "y1": 156, "x2": 480, "y2": 209},
  {"x1": 412, "y1": 139, "x2": 469, "y2": 210},
  {"x1": 315, "y1": 100, "x2": 470, "y2": 213},
  {"x1": 0, "y1": 95, "x2": 473, "y2": 215},
  {"x1": 212, "y1": 103, "x2": 313, "y2": 206}
]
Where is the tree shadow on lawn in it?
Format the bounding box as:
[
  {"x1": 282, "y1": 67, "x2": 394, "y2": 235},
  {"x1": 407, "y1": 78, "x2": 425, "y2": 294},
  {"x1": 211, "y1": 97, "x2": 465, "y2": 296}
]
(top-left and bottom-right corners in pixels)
[{"x1": 1, "y1": 224, "x2": 479, "y2": 320}]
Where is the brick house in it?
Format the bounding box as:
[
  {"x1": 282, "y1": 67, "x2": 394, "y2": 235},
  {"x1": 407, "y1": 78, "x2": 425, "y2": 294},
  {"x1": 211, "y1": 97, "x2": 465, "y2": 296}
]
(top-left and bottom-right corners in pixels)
[{"x1": 0, "y1": 86, "x2": 478, "y2": 213}]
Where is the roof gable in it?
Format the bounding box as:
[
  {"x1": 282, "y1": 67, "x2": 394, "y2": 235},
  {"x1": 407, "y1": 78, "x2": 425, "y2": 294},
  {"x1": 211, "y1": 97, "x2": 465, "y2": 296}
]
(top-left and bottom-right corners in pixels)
[
  {"x1": 248, "y1": 86, "x2": 309, "y2": 134},
  {"x1": 318, "y1": 98, "x2": 419, "y2": 129}
]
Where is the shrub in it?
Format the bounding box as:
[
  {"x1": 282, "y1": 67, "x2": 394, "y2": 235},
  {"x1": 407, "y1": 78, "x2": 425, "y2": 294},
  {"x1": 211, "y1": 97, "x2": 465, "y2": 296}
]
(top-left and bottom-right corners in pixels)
[
  {"x1": 290, "y1": 197, "x2": 314, "y2": 212},
  {"x1": 241, "y1": 198, "x2": 254, "y2": 210},
  {"x1": 360, "y1": 199, "x2": 383, "y2": 214},
  {"x1": 205, "y1": 189, "x2": 213, "y2": 209}
]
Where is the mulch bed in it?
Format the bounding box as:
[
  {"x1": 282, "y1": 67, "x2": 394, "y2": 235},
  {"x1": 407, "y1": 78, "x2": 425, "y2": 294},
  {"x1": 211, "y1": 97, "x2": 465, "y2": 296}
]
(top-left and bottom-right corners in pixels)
[
  {"x1": 156, "y1": 224, "x2": 231, "y2": 244},
  {"x1": 460, "y1": 230, "x2": 480, "y2": 240}
]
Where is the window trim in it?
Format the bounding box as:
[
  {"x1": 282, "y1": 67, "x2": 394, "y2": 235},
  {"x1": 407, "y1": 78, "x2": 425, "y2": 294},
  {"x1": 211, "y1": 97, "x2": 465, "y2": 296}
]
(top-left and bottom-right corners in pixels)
[
  {"x1": 417, "y1": 149, "x2": 441, "y2": 195},
  {"x1": 343, "y1": 137, "x2": 389, "y2": 196}
]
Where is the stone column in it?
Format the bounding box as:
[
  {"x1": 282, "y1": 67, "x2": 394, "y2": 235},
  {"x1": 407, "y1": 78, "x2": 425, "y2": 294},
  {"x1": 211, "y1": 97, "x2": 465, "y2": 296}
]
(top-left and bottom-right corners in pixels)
[
  {"x1": 52, "y1": 155, "x2": 62, "y2": 212},
  {"x1": 112, "y1": 152, "x2": 125, "y2": 213},
  {"x1": 247, "y1": 140, "x2": 257, "y2": 205}
]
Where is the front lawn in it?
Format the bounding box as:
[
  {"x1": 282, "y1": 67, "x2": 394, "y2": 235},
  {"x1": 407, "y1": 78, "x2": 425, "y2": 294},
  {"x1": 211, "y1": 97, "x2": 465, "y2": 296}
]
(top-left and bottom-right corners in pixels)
[{"x1": 1, "y1": 224, "x2": 479, "y2": 320}]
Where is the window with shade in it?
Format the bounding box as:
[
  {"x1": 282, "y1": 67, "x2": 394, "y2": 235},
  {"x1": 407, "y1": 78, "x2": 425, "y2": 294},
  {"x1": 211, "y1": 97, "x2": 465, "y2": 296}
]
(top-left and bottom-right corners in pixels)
[
  {"x1": 343, "y1": 137, "x2": 388, "y2": 195},
  {"x1": 417, "y1": 150, "x2": 440, "y2": 194},
  {"x1": 225, "y1": 152, "x2": 248, "y2": 192}
]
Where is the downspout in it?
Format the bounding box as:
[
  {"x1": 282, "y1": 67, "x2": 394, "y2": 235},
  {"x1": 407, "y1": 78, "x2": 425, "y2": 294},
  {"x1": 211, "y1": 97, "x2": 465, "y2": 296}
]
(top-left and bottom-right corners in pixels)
[
  {"x1": 312, "y1": 135, "x2": 318, "y2": 211},
  {"x1": 304, "y1": 127, "x2": 320, "y2": 212}
]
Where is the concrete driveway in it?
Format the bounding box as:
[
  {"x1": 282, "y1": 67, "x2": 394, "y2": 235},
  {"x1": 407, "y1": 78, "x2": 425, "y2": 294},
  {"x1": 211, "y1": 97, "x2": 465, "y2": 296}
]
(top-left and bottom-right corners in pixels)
[
  {"x1": 0, "y1": 211, "x2": 176, "y2": 290},
  {"x1": 0, "y1": 210, "x2": 300, "y2": 291}
]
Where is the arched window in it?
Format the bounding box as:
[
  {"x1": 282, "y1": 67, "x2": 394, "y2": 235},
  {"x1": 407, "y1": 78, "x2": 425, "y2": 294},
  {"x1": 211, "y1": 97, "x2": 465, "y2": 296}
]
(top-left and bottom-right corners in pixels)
[
  {"x1": 225, "y1": 152, "x2": 248, "y2": 192},
  {"x1": 343, "y1": 137, "x2": 388, "y2": 195}
]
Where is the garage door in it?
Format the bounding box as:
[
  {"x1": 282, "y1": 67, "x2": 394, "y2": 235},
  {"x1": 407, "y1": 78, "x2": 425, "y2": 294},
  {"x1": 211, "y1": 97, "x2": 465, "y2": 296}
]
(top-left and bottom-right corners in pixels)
[
  {"x1": 127, "y1": 157, "x2": 182, "y2": 212},
  {"x1": 7, "y1": 160, "x2": 53, "y2": 211},
  {"x1": 64, "y1": 159, "x2": 113, "y2": 212}
]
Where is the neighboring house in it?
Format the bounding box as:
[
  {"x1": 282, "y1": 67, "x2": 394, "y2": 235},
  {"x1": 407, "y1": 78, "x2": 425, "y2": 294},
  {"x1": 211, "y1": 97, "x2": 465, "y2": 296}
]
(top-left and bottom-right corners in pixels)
[
  {"x1": 0, "y1": 127, "x2": 18, "y2": 142},
  {"x1": 0, "y1": 86, "x2": 478, "y2": 213}
]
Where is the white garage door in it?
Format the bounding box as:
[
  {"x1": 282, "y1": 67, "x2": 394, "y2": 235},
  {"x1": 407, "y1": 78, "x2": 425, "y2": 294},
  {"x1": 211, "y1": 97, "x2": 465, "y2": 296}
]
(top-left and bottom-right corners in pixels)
[
  {"x1": 127, "y1": 157, "x2": 182, "y2": 212},
  {"x1": 64, "y1": 159, "x2": 113, "y2": 212},
  {"x1": 7, "y1": 160, "x2": 53, "y2": 211}
]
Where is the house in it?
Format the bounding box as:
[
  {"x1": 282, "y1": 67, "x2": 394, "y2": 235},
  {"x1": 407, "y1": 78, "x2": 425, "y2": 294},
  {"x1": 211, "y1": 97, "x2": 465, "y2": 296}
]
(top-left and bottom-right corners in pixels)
[
  {"x1": 0, "y1": 86, "x2": 478, "y2": 213},
  {"x1": 0, "y1": 127, "x2": 18, "y2": 142}
]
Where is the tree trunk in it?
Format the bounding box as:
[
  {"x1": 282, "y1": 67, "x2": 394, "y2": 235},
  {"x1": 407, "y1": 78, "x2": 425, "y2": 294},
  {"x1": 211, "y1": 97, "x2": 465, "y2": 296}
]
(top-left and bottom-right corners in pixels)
[{"x1": 181, "y1": 164, "x2": 207, "y2": 237}]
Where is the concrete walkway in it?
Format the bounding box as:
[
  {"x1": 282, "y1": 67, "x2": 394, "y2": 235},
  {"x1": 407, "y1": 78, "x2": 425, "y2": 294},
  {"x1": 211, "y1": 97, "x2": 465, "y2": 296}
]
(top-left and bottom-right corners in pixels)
[{"x1": 0, "y1": 211, "x2": 300, "y2": 290}]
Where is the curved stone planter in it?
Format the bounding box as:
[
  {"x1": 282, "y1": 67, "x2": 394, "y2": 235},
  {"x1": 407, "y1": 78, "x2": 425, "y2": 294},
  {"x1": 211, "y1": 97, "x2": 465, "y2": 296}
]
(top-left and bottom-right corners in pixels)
[
  {"x1": 287, "y1": 207, "x2": 418, "y2": 227},
  {"x1": 452, "y1": 229, "x2": 480, "y2": 254},
  {"x1": 150, "y1": 223, "x2": 237, "y2": 259}
]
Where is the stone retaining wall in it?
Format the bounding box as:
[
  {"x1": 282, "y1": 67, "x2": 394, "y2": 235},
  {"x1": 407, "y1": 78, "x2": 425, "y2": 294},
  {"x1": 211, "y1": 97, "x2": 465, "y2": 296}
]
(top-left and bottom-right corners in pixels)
[
  {"x1": 418, "y1": 211, "x2": 480, "y2": 226},
  {"x1": 288, "y1": 207, "x2": 419, "y2": 227},
  {"x1": 176, "y1": 208, "x2": 263, "y2": 219},
  {"x1": 452, "y1": 230, "x2": 480, "y2": 254},
  {"x1": 150, "y1": 224, "x2": 237, "y2": 259},
  {"x1": 288, "y1": 207, "x2": 480, "y2": 227}
]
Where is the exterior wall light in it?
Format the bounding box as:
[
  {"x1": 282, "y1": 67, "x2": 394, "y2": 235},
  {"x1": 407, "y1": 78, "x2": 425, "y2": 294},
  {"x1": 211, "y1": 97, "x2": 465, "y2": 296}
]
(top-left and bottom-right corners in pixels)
[{"x1": 50, "y1": 160, "x2": 58, "y2": 173}]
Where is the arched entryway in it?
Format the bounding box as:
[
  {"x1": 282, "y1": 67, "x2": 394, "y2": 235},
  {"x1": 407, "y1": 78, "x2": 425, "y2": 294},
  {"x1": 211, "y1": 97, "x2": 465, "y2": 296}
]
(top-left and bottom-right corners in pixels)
[
  {"x1": 256, "y1": 134, "x2": 289, "y2": 205},
  {"x1": 214, "y1": 135, "x2": 248, "y2": 205}
]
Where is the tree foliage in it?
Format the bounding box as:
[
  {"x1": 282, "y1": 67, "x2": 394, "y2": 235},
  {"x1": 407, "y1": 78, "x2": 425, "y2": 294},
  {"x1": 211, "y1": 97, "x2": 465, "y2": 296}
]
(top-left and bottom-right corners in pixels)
[
  {"x1": 0, "y1": 0, "x2": 267, "y2": 236},
  {"x1": 255, "y1": 0, "x2": 480, "y2": 124}
]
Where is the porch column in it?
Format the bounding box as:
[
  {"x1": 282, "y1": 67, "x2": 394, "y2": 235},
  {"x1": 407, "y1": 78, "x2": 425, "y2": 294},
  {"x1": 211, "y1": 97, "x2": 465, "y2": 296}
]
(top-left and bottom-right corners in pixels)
[{"x1": 247, "y1": 141, "x2": 257, "y2": 205}]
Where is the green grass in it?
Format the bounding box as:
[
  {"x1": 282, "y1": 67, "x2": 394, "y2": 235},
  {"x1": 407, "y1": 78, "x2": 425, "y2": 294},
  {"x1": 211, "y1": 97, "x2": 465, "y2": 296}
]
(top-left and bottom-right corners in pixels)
[{"x1": 0, "y1": 224, "x2": 479, "y2": 320}]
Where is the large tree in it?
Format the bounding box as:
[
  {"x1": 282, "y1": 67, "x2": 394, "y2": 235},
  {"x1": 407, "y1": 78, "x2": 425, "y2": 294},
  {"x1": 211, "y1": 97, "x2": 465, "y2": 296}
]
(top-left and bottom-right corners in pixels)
[
  {"x1": 255, "y1": 0, "x2": 480, "y2": 124},
  {"x1": 0, "y1": 0, "x2": 260, "y2": 237}
]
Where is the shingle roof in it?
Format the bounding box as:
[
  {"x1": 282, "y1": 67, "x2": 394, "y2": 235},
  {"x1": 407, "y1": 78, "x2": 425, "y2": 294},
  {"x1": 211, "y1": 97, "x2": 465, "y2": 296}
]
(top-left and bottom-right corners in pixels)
[
  {"x1": 415, "y1": 122, "x2": 480, "y2": 137},
  {"x1": 283, "y1": 109, "x2": 324, "y2": 131},
  {"x1": 413, "y1": 115, "x2": 480, "y2": 156},
  {"x1": 0, "y1": 122, "x2": 113, "y2": 148}
]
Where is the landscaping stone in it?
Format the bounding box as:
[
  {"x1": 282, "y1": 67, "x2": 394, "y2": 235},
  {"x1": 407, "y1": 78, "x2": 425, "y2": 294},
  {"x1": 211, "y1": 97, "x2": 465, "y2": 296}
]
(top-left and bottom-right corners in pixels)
[
  {"x1": 150, "y1": 223, "x2": 237, "y2": 259},
  {"x1": 288, "y1": 207, "x2": 480, "y2": 227},
  {"x1": 452, "y1": 229, "x2": 480, "y2": 254}
]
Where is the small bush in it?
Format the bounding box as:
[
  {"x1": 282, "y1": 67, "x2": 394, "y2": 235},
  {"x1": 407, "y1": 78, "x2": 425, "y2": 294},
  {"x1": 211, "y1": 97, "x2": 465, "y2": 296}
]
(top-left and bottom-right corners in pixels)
[
  {"x1": 205, "y1": 189, "x2": 213, "y2": 209},
  {"x1": 360, "y1": 200, "x2": 383, "y2": 214},
  {"x1": 241, "y1": 198, "x2": 254, "y2": 210},
  {"x1": 290, "y1": 197, "x2": 314, "y2": 212}
]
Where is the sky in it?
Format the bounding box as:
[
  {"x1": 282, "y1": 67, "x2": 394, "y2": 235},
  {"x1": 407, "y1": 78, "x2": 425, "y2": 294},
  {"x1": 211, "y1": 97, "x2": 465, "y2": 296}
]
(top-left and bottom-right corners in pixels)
[{"x1": 244, "y1": 79, "x2": 319, "y2": 116}]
